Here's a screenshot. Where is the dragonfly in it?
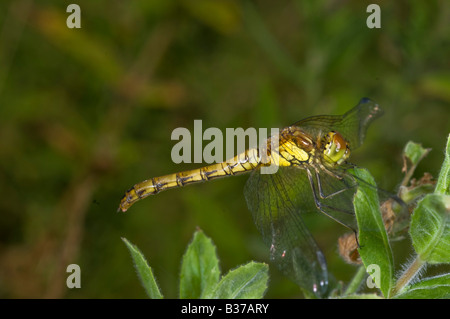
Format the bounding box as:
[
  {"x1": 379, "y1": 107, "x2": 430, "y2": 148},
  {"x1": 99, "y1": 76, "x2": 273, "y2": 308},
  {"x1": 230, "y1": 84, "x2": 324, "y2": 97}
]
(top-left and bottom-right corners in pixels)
[{"x1": 118, "y1": 97, "x2": 383, "y2": 298}]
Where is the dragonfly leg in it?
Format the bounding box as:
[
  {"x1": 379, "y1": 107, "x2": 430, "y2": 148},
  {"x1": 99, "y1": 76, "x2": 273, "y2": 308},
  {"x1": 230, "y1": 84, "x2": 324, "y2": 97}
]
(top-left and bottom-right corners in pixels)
[
  {"x1": 316, "y1": 170, "x2": 354, "y2": 199},
  {"x1": 307, "y1": 168, "x2": 362, "y2": 248},
  {"x1": 306, "y1": 168, "x2": 356, "y2": 230},
  {"x1": 354, "y1": 229, "x2": 360, "y2": 248}
]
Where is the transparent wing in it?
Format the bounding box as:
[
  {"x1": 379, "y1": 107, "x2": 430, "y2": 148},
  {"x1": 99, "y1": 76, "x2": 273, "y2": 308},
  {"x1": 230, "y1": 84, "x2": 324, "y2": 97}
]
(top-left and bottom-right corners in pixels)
[
  {"x1": 244, "y1": 166, "x2": 329, "y2": 298},
  {"x1": 292, "y1": 98, "x2": 383, "y2": 150}
]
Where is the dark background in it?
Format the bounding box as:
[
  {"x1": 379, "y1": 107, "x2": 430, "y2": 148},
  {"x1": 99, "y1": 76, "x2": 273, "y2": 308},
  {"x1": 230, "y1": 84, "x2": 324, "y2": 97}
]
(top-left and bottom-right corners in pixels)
[{"x1": 0, "y1": 0, "x2": 449, "y2": 298}]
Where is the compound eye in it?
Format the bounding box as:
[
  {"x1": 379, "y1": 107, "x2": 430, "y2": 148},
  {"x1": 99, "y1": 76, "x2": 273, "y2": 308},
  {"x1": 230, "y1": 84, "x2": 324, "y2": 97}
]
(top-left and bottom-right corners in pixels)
[
  {"x1": 324, "y1": 132, "x2": 350, "y2": 165},
  {"x1": 332, "y1": 132, "x2": 345, "y2": 151}
]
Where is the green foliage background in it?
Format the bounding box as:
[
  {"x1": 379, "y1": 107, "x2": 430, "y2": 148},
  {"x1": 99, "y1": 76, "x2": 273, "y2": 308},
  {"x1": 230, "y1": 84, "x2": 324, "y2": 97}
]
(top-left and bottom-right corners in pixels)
[{"x1": 0, "y1": 0, "x2": 449, "y2": 298}]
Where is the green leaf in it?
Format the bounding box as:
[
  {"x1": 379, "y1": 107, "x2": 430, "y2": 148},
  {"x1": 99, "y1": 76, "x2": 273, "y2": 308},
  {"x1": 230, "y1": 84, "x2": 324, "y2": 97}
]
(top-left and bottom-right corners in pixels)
[
  {"x1": 179, "y1": 230, "x2": 221, "y2": 299},
  {"x1": 409, "y1": 194, "x2": 450, "y2": 263},
  {"x1": 400, "y1": 141, "x2": 431, "y2": 188},
  {"x1": 393, "y1": 273, "x2": 450, "y2": 299},
  {"x1": 400, "y1": 183, "x2": 435, "y2": 204},
  {"x1": 122, "y1": 237, "x2": 163, "y2": 299},
  {"x1": 336, "y1": 293, "x2": 384, "y2": 299},
  {"x1": 435, "y1": 133, "x2": 450, "y2": 195},
  {"x1": 403, "y1": 141, "x2": 431, "y2": 166},
  {"x1": 351, "y1": 167, "x2": 394, "y2": 298},
  {"x1": 209, "y1": 262, "x2": 269, "y2": 299}
]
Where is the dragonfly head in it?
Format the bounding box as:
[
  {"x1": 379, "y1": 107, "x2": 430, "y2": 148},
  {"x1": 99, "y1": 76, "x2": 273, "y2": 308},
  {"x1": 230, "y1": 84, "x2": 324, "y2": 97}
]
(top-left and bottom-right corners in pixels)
[{"x1": 323, "y1": 131, "x2": 350, "y2": 167}]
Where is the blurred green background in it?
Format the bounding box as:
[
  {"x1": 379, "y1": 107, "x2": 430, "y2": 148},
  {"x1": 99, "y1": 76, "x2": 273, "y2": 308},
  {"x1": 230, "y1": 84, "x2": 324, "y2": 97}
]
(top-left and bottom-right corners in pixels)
[{"x1": 0, "y1": 0, "x2": 449, "y2": 298}]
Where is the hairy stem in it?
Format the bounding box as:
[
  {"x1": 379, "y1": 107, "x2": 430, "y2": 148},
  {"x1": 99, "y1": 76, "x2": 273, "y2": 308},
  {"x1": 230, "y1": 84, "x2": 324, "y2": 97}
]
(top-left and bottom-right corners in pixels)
[{"x1": 391, "y1": 255, "x2": 426, "y2": 296}]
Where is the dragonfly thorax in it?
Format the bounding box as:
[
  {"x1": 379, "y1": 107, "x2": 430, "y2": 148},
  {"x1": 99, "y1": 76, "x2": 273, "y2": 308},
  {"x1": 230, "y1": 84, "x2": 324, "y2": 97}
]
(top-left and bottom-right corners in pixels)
[{"x1": 322, "y1": 131, "x2": 350, "y2": 167}]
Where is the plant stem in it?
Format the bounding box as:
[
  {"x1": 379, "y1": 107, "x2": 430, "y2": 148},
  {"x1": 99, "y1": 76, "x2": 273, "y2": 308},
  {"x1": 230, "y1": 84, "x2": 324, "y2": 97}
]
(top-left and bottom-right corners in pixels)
[
  {"x1": 435, "y1": 133, "x2": 450, "y2": 195},
  {"x1": 391, "y1": 255, "x2": 426, "y2": 296},
  {"x1": 343, "y1": 265, "x2": 367, "y2": 296}
]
